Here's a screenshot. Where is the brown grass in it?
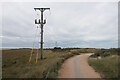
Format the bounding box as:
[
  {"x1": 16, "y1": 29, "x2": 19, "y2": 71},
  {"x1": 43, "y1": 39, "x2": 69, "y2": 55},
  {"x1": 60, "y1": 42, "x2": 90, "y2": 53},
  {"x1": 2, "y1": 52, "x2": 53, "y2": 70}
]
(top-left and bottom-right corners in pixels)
[
  {"x1": 2, "y1": 48, "x2": 99, "y2": 78},
  {"x1": 2, "y1": 49, "x2": 80, "y2": 78}
]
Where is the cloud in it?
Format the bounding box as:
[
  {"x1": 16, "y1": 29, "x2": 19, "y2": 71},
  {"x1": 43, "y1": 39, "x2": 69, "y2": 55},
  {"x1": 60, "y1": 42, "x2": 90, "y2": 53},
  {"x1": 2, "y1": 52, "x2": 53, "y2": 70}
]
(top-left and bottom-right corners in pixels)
[{"x1": 1, "y1": 2, "x2": 118, "y2": 48}]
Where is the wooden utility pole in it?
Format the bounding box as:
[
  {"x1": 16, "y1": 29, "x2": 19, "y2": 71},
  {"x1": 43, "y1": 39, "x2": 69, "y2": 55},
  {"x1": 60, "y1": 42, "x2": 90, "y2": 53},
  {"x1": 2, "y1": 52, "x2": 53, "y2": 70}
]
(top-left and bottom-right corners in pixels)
[{"x1": 34, "y1": 8, "x2": 50, "y2": 60}]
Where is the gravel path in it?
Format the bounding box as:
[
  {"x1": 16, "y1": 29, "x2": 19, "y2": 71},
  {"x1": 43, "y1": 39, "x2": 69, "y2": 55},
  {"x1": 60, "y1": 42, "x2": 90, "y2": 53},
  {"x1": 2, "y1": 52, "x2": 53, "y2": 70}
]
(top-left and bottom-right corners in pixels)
[{"x1": 58, "y1": 53, "x2": 101, "y2": 78}]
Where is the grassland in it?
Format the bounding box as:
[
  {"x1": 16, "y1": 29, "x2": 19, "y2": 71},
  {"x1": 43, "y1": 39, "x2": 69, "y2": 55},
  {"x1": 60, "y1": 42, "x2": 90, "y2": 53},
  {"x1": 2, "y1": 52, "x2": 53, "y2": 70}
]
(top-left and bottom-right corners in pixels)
[
  {"x1": 3, "y1": 48, "x2": 116, "y2": 78},
  {"x1": 88, "y1": 48, "x2": 119, "y2": 80},
  {"x1": 3, "y1": 48, "x2": 96, "y2": 78}
]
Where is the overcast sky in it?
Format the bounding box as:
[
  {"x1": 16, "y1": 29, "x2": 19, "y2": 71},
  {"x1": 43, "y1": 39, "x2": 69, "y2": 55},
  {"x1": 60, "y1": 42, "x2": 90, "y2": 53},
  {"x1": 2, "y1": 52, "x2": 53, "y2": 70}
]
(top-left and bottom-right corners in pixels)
[{"x1": 1, "y1": 2, "x2": 118, "y2": 48}]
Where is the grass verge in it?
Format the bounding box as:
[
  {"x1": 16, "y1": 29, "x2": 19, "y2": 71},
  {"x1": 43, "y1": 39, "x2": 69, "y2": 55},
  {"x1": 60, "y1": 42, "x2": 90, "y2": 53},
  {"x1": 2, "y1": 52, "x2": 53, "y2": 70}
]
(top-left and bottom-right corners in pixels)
[{"x1": 88, "y1": 55, "x2": 119, "y2": 80}]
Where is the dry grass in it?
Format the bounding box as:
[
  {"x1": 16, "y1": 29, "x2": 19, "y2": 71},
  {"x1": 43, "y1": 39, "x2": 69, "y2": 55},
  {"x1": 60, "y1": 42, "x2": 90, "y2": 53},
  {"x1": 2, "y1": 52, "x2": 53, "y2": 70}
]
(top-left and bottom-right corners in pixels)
[
  {"x1": 88, "y1": 55, "x2": 119, "y2": 79},
  {"x1": 2, "y1": 48, "x2": 100, "y2": 78},
  {"x1": 2, "y1": 49, "x2": 81, "y2": 78}
]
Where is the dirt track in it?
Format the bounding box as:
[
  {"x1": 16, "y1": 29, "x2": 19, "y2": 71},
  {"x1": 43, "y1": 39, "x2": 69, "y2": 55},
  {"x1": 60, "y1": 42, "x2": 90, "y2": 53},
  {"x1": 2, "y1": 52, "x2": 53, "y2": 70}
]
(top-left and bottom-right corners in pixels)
[{"x1": 58, "y1": 53, "x2": 101, "y2": 78}]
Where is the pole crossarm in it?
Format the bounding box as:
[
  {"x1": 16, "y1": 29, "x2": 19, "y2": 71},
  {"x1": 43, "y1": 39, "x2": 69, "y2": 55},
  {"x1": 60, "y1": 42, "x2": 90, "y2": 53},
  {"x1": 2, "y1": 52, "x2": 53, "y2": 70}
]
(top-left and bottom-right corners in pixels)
[{"x1": 34, "y1": 8, "x2": 50, "y2": 12}]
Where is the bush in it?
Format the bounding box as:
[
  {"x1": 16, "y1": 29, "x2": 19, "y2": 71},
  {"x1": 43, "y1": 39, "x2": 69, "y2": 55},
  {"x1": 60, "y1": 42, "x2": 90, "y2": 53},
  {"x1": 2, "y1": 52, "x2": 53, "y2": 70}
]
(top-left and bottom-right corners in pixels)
[
  {"x1": 72, "y1": 51, "x2": 80, "y2": 55},
  {"x1": 90, "y1": 48, "x2": 118, "y2": 58}
]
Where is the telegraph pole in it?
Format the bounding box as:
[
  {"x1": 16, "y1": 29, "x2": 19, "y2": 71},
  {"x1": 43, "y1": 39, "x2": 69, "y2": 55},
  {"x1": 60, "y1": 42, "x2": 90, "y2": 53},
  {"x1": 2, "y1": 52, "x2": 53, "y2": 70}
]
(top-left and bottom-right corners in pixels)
[{"x1": 34, "y1": 8, "x2": 50, "y2": 60}]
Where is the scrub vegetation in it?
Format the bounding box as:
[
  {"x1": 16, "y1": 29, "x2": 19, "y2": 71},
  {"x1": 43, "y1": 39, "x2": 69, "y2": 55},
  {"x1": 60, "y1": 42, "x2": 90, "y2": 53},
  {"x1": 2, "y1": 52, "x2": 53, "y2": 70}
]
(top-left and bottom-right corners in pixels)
[
  {"x1": 3, "y1": 48, "x2": 118, "y2": 78},
  {"x1": 88, "y1": 48, "x2": 119, "y2": 80},
  {"x1": 3, "y1": 48, "x2": 98, "y2": 78}
]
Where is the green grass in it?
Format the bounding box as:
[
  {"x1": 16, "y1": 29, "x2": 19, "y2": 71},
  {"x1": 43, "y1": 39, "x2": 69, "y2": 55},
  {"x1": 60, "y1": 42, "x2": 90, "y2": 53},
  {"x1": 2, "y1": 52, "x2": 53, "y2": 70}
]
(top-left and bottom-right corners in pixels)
[
  {"x1": 2, "y1": 49, "x2": 81, "y2": 78},
  {"x1": 88, "y1": 55, "x2": 119, "y2": 79}
]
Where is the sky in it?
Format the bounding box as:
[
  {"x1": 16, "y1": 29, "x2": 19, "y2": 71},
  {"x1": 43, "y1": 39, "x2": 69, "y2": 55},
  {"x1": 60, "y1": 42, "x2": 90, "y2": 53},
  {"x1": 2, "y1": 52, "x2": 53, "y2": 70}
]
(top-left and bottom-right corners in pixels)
[{"x1": 0, "y1": 2, "x2": 118, "y2": 48}]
